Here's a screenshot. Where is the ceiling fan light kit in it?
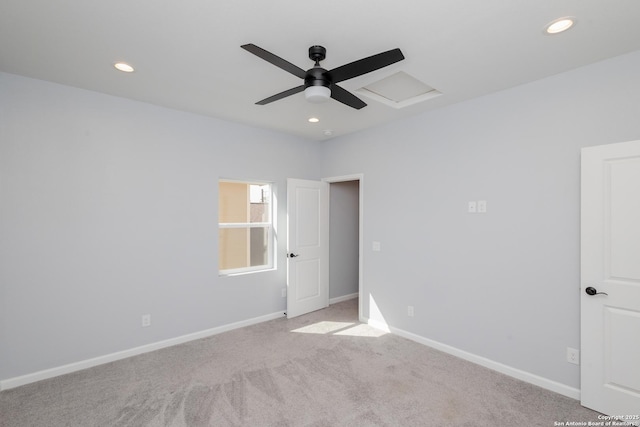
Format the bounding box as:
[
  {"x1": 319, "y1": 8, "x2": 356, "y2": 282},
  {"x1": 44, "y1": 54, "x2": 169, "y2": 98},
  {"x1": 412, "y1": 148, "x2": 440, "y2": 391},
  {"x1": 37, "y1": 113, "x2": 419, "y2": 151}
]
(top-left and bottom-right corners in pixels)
[
  {"x1": 305, "y1": 85, "x2": 331, "y2": 103},
  {"x1": 241, "y1": 43, "x2": 405, "y2": 110}
]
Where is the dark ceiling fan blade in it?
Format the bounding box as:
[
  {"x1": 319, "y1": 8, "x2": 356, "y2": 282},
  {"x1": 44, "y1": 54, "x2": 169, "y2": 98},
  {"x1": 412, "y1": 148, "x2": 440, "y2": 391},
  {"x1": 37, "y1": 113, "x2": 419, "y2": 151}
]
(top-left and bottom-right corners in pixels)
[
  {"x1": 256, "y1": 85, "x2": 305, "y2": 105},
  {"x1": 241, "y1": 44, "x2": 307, "y2": 79},
  {"x1": 325, "y1": 48, "x2": 404, "y2": 84},
  {"x1": 330, "y1": 84, "x2": 367, "y2": 110}
]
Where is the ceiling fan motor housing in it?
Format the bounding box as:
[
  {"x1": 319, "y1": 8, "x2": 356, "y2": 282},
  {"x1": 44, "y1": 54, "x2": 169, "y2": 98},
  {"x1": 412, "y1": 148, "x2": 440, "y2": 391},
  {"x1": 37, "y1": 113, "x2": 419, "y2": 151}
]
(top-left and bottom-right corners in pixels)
[{"x1": 305, "y1": 66, "x2": 331, "y2": 89}]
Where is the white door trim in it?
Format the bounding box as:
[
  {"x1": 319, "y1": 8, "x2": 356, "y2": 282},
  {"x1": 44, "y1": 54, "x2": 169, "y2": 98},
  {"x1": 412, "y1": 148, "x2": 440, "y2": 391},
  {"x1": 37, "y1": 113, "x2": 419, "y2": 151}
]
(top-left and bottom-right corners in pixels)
[{"x1": 323, "y1": 174, "x2": 364, "y2": 323}]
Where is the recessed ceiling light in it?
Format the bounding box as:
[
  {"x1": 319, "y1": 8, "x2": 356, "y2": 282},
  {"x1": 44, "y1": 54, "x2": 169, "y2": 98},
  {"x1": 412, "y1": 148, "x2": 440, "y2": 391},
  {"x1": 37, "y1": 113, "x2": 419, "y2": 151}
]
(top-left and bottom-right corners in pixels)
[
  {"x1": 114, "y1": 62, "x2": 135, "y2": 73},
  {"x1": 308, "y1": 117, "x2": 320, "y2": 123},
  {"x1": 323, "y1": 130, "x2": 333, "y2": 136},
  {"x1": 544, "y1": 17, "x2": 575, "y2": 35}
]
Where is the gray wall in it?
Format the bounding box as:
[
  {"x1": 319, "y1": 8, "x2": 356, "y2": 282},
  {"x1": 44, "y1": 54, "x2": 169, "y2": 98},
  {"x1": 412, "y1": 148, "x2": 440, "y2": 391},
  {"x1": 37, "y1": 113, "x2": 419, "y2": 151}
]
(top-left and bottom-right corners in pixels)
[
  {"x1": 329, "y1": 180, "x2": 359, "y2": 299},
  {"x1": 319, "y1": 50, "x2": 640, "y2": 389},
  {"x1": 0, "y1": 72, "x2": 321, "y2": 380}
]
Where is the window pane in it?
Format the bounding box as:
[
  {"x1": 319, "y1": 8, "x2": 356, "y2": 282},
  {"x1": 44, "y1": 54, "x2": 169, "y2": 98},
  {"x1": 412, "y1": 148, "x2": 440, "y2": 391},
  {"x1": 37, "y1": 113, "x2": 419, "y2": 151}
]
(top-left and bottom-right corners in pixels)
[
  {"x1": 219, "y1": 228, "x2": 249, "y2": 270},
  {"x1": 249, "y1": 184, "x2": 270, "y2": 223},
  {"x1": 219, "y1": 182, "x2": 249, "y2": 223},
  {"x1": 250, "y1": 227, "x2": 268, "y2": 266}
]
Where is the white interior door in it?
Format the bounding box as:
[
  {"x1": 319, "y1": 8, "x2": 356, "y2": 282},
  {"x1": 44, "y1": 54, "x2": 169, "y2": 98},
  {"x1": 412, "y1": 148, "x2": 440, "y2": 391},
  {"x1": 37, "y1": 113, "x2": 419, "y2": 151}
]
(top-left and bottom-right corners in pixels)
[
  {"x1": 286, "y1": 178, "x2": 329, "y2": 318},
  {"x1": 581, "y1": 140, "x2": 640, "y2": 415}
]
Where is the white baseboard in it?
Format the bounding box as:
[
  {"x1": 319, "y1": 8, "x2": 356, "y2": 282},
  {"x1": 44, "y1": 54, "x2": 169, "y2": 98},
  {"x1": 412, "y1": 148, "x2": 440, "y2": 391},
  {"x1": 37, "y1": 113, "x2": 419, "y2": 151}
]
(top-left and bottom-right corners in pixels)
[
  {"x1": 365, "y1": 317, "x2": 581, "y2": 401},
  {"x1": 329, "y1": 292, "x2": 358, "y2": 305},
  {"x1": 0, "y1": 311, "x2": 285, "y2": 391}
]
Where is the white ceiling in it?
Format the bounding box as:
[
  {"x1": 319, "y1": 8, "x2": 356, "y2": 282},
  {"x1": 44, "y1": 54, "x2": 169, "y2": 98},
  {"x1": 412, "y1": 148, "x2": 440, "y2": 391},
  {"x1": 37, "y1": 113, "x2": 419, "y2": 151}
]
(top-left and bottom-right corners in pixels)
[{"x1": 2, "y1": 1, "x2": 640, "y2": 141}]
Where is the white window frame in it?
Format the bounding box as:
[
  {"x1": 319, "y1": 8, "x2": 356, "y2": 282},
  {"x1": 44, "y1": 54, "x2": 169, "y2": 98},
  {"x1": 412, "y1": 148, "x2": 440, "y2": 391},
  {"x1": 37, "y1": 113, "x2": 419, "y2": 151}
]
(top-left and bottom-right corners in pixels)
[{"x1": 218, "y1": 179, "x2": 274, "y2": 276}]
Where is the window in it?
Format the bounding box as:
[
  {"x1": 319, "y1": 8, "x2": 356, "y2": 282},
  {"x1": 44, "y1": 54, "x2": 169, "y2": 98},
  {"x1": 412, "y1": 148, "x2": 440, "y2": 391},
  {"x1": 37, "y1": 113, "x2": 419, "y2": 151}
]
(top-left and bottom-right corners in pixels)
[{"x1": 218, "y1": 180, "x2": 274, "y2": 275}]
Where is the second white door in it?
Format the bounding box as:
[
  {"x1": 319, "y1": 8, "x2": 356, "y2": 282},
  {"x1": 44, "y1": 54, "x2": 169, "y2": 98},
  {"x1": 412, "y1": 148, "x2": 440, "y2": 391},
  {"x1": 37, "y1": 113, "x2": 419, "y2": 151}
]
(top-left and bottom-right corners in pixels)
[
  {"x1": 581, "y1": 140, "x2": 640, "y2": 415},
  {"x1": 286, "y1": 178, "x2": 329, "y2": 318}
]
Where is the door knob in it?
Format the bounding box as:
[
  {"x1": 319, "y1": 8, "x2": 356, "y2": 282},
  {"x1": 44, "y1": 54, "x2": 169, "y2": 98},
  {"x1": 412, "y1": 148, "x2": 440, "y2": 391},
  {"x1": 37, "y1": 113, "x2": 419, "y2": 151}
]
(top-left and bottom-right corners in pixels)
[
  {"x1": 288, "y1": 253, "x2": 299, "y2": 258},
  {"x1": 585, "y1": 286, "x2": 608, "y2": 296}
]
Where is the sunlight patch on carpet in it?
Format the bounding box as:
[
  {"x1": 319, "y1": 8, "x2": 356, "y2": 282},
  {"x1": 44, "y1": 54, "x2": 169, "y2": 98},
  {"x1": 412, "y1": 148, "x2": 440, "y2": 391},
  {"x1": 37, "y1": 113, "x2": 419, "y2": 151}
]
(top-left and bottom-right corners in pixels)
[
  {"x1": 291, "y1": 321, "x2": 354, "y2": 334},
  {"x1": 334, "y1": 324, "x2": 388, "y2": 338},
  {"x1": 291, "y1": 321, "x2": 387, "y2": 337}
]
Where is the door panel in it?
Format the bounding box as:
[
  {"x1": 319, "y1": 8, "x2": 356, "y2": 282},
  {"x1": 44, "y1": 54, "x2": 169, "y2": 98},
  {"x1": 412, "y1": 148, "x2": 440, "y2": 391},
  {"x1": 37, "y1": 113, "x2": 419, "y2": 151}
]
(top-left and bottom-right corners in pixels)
[
  {"x1": 609, "y1": 159, "x2": 640, "y2": 280},
  {"x1": 287, "y1": 179, "x2": 328, "y2": 318},
  {"x1": 581, "y1": 140, "x2": 640, "y2": 415},
  {"x1": 296, "y1": 187, "x2": 320, "y2": 247},
  {"x1": 296, "y1": 259, "x2": 320, "y2": 300},
  {"x1": 605, "y1": 307, "x2": 640, "y2": 392}
]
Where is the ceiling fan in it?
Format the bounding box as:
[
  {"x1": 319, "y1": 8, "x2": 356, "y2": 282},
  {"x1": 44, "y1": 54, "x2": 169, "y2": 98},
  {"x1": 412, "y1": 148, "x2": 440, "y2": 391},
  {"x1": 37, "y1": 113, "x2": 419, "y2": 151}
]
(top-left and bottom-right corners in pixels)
[{"x1": 241, "y1": 44, "x2": 405, "y2": 110}]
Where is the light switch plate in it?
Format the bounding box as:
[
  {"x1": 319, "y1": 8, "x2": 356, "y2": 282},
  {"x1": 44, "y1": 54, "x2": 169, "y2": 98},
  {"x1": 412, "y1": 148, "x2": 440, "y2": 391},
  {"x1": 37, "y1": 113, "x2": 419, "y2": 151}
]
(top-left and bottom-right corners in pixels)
[
  {"x1": 142, "y1": 314, "x2": 151, "y2": 327},
  {"x1": 468, "y1": 201, "x2": 477, "y2": 213}
]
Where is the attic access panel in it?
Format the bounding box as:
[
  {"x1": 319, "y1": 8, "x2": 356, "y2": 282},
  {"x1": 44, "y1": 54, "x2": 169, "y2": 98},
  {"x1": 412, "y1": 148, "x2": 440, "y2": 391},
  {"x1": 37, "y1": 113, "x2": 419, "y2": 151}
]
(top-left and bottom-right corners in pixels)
[{"x1": 357, "y1": 71, "x2": 442, "y2": 108}]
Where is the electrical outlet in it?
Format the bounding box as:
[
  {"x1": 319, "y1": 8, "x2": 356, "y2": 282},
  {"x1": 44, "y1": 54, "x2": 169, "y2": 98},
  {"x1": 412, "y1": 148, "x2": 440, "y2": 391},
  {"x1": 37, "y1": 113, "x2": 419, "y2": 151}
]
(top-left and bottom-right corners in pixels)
[
  {"x1": 408, "y1": 306, "x2": 414, "y2": 317},
  {"x1": 567, "y1": 347, "x2": 579, "y2": 365},
  {"x1": 142, "y1": 314, "x2": 151, "y2": 328},
  {"x1": 477, "y1": 200, "x2": 487, "y2": 213},
  {"x1": 281, "y1": 288, "x2": 287, "y2": 298}
]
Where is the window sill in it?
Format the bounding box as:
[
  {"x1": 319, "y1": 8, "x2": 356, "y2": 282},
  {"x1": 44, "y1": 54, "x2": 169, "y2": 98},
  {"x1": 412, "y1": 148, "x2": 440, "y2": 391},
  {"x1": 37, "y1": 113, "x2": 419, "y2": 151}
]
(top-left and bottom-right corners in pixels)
[{"x1": 219, "y1": 266, "x2": 276, "y2": 277}]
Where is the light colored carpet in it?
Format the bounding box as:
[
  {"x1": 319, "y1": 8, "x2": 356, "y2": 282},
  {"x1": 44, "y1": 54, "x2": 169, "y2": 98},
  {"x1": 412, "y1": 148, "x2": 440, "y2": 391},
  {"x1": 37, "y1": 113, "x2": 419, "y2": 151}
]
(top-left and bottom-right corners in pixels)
[{"x1": 0, "y1": 299, "x2": 600, "y2": 426}]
